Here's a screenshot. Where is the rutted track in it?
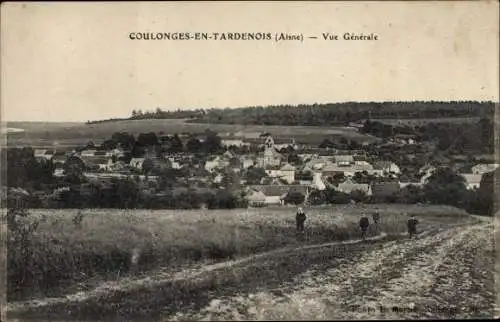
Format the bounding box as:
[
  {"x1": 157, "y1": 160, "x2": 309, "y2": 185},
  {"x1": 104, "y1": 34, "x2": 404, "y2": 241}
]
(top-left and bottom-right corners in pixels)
[
  {"x1": 7, "y1": 232, "x2": 393, "y2": 321},
  {"x1": 7, "y1": 221, "x2": 494, "y2": 321},
  {"x1": 166, "y1": 221, "x2": 494, "y2": 321}
]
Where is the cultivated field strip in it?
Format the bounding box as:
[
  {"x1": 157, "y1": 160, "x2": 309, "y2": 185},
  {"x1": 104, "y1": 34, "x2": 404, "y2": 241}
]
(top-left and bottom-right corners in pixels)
[
  {"x1": 166, "y1": 222, "x2": 494, "y2": 321},
  {"x1": 7, "y1": 220, "x2": 489, "y2": 321},
  {"x1": 6, "y1": 232, "x2": 392, "y2": 314}
]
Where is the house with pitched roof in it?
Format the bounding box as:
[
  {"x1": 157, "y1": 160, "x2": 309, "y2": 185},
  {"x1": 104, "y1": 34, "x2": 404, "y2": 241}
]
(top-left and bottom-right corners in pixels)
[
  {"x1": 80, "y1": 149, "x2": 98, "y2": 157},
  {"x1": 34, "y1": 149, "x2": 48, "y2": 158},
  {"x1": 34, "y1": 149, "x2": 55, "y2": 161},
  {"x1": 222, "y1": 150, "x2": 235, "y2": 160},
  {"x1": 264, "y1": 166, "x2": 282, "y2": 179},
  {"x1": 247, "y1": 184, "x2": 311, "y2": 205},
  {"x1": 264, "y1": 163, "x2": 296, "y2": 184},
  {"x1": 205, "y1": 156, "x2": 229, "y2": 173},
  {"x1": 105, "y1": 147, "x2": 126, "y2": 158},
  {"x1": 221, "y1": 139, "x2": 250, "y2": 148},
  {"x1": 334, "y1": 155, "x2": 355, "y2": 165},
  {"x1": 336, "y1": 179, "x2": 372, "y2": 195},
  {"x1": 373, "y1": 161, "x2": 401, "y2": 175},
  {"x1": 278, "y1": 163, "x2": 296, "y2": 184},
  {"x1": 247, "y1": 185, "x2": 286, "y2": 205},
  {"x1": 82, "y1": 155, "x2": 112, "y2": 171},
  {"x1": 246, "y1": 189, "x2": 267, "y2": 207},
  {"x1": 51, "y1": 153, "x2": 68, "y2": 166},
  {"x1": 461, "y1": 173, "x2": 482, "y2": 190},
  {"x1": 322, "y1": 162, "x2": 373, "y2": 178},
  {"x1": 130, "y1": 157, "x2": 145, "y2": 170},
  {"x1": 399, "y1": 181, "x2": 423, "y2": 189},
  {"x1": 305, "y1": 159, "x2": 327, "y2": 171},
  {"x1": 471, "y1": 164, "x2": 500, "y2": 175},
  {"x1": 260, "y1": 177, "x2": 285, "y2": 185}
]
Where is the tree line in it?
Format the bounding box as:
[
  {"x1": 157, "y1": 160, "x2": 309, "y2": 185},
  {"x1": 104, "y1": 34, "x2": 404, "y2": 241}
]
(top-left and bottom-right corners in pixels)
[
  {"x1": 97, "y1": 129, "x2": 223, "y2": 159},
  {"x1": 360, "y1": 117, "x2": 494, "y2": 154},
  {"x1": 86, "y1": 101, "x2": 494, "y2": 126},
  {"x1": 192, "y1": 101, "x2": 494, "y2": 126}
]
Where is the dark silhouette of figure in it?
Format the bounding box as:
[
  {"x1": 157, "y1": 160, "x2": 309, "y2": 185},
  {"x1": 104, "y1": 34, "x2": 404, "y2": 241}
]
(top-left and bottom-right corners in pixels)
[
  {"x1": 296, "y1": 207, "x2": 307, "y2": 232},
  {"x1": 407, "y1": 214, "x2": 419, "y2": 238},
  {"x1": 372, "y1": 211, "x2": 380, "y2": 225},
  {"x1": 359, "y1": 216, "x2": 370, "y2": 240},
  {"x1": 372, "y1": 211, "x2": 380, "y2": 233}
]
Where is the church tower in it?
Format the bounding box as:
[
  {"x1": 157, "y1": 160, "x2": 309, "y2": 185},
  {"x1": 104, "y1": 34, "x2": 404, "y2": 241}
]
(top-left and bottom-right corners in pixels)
[
  {"x1": 264, "y1": 136, "x2": 274, "y2": 150},
  {"x1": 263, "y1": 136, "x2": 275, "y2": 167}
]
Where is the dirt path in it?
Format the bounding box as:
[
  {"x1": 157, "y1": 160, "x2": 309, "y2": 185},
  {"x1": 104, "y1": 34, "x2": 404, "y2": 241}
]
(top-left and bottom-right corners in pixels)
[
  {"x1": 7, "y1": 220, "x2": 494, "y2": 321},
  {"x1": 7, "y1": 232, "x2": 394, "y2": 320},
  {"x1": 166, "y1": 221, "x2": 495, "y2": 321}
]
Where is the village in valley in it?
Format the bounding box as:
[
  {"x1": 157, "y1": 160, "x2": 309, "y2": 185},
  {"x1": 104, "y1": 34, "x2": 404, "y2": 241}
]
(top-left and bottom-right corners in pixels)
[{"x1": 7, "y1": 111, "x2": 497, "y2": 211}]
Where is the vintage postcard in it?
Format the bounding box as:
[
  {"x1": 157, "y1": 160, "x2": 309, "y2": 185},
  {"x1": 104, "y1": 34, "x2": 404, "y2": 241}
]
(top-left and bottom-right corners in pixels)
[{"x1": 1, "y1": 1, "x2": 499, "y2": 321}]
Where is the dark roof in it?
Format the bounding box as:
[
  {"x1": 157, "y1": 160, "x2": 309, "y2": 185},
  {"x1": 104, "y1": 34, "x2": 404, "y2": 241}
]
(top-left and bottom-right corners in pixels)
[
  {"x1": 250, "y1": 185, "x2": 285, "y2": 197},
  {"x1": 249, "y1": 185, "x2": 308, "y2": 197},
  {"x1": 353, "y1": 155, "x2": 367, "y2": 161},
  {"x1": 273, "y1": 138, "x2": 296, "y2": 145},
  {"x1": 287, "y1": 185, "x2": 308, "y2": 195},
  {"x1": 373, "y1": 161, "x2": 393, "y2": 170},
  {"x1": 81, "y1": 156, "x2": 109, "y2": 166}
]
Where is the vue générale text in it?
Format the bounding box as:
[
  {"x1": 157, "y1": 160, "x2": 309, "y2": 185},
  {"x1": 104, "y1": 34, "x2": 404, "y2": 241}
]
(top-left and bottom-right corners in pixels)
[{"x1": 128, "y1": 32, "x2": 380, "y2": 41}]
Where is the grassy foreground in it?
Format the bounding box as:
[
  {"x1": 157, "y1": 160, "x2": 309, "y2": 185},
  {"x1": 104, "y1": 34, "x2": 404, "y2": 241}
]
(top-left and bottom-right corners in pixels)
[{"x1": 7, "y1": 204, "x2": 475, "y2": 301}]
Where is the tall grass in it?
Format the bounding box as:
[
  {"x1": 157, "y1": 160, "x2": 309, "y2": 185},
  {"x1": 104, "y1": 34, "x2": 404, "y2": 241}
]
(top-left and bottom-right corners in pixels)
[{"x1": 7, "y1": 204, "x2": 473, "y2": 301}]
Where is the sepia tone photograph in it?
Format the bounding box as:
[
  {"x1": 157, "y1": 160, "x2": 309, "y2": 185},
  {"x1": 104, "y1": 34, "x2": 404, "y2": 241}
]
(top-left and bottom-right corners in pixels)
[{"x1": 1, "y1": 1, "x2": 499, "y2": 321}]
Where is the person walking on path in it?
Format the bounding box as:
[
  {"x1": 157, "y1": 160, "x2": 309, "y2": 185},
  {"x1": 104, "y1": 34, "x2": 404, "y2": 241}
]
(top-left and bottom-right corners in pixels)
[
  {"x1": 359, "y1": 216, "x2": 370, "y2": 240},
  {"x1": 407, "y1": 214, "x2": 419, "y2": 239},
  {"x1": 296, "y1": 207, "x2": 307, "y2": 233},
  {"x1": 372, "y1": 210, "x2": 381, "y2": 233}
]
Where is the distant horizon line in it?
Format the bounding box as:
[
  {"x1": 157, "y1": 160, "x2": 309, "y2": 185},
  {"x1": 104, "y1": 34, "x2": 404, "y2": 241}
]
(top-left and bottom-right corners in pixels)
[{"x1": 3, "y1": 99, "x2": 498, "y2": 123}]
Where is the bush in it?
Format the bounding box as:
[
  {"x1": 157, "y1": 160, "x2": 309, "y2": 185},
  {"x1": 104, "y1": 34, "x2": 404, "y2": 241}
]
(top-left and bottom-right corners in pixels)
[
  {"x1": 349, "y1": 189, "x2": 368, "y2": 203},
  {"x1": 283, "y1": 191, "x2": 305, "y2": 205},
  {"x1": 395, "y1": 185, "x2": 424, "y2": 204},
  {"x1": 7, "y1": 206, "x2": 41, "y2": 296},
  {"x1": 422, "y1": 167, "x2": 468, "y2": 208},
  {"x1": 325, "y1": 189, "x2": 351, "y2": 204}
]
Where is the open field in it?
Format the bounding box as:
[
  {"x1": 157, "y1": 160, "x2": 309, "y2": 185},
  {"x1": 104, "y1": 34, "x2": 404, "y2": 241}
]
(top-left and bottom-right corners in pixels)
[
  {"x1": 5, "y1": 204, "x2": 495, "y2": 321},
  {"x1": 3, "y1": 119, "x2": 378, "y2": 147}
]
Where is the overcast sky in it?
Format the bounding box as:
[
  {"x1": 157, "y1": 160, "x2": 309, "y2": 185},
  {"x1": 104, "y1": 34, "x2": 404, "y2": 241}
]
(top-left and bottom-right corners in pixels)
[{"x1": 1, "y1": 1, "x2": 499, "y2": 122}]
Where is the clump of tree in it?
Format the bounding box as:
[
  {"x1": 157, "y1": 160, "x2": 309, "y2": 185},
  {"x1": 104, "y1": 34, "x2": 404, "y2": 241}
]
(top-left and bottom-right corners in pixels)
[
  {"x1": 207, "y1": 190, "x2": 248, "y2": 209},
  {"x1": 394, "y1": 184, "x2": 425, "y2": 204},
  {"x1": 245, "y1": 166, "x2": 267, "y2": 185},
  {"x1": 7, "y1": 205, "x2": 41, "y2": 297},
  {"x1": 464, "y1": 168, "x2": 500, "y2": 216},
  {"x1": 422, "y1": 167, "x2": 468, "y2": 208},
  {"x1": 129, "y1": 107, "x2": 204, "y2": 120},
  {"x1": 308, "y1": 188, "x2": 365, "y2": 205},
  {"x1": 1, "y1": 148, "x2": 54, "y2": 190},
  {"x1": 282, "y1": 191, "x2": 306, "y2": 205}
]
